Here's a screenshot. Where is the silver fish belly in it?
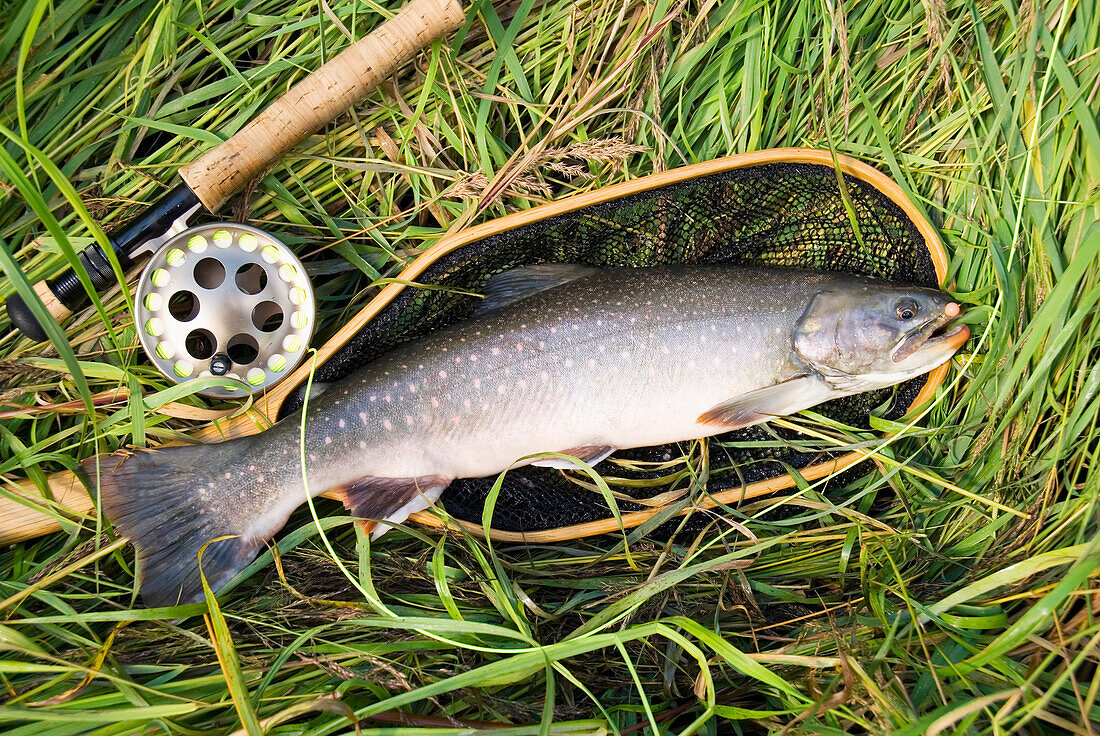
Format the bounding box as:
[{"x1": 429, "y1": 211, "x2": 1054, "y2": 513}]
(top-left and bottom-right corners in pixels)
[{"x1": 94, "y1": 264, "x2": 968, "y2": 605}]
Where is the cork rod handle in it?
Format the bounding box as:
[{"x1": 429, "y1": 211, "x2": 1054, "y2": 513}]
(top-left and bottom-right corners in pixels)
[{"x1": 179, "y1": 0, "x2": 466, "y2": 213}]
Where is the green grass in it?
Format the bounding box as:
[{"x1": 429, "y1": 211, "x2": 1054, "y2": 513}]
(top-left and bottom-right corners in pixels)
[{"x1": 1, "y1": 0, "x2": 1099, "y2": 733}]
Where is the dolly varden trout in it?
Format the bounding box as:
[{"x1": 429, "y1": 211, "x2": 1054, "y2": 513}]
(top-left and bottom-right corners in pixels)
[{"x1": 91, "y1": 265, "x2": 968, "y2": 606}]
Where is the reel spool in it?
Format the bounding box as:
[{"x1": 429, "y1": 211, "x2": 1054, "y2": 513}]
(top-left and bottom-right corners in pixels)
[{"x1": 134, "y1": 223, "x2": 315, "y2": 399}]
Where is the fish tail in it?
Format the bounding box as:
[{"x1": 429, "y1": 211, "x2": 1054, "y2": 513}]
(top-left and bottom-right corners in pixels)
[{"x1": 87, "y1": 440, "x2": 270, "y2": 607}]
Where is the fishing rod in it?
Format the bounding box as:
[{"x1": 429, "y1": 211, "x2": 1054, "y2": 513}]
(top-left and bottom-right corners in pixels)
[{"x1": 4, "y1": 0, "x2": 466, "y2": 342}]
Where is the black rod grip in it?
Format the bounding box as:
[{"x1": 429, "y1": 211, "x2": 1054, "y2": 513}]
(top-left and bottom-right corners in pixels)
[{"x1": 4, "y1": 182, "x2": 202, "y2": 341}]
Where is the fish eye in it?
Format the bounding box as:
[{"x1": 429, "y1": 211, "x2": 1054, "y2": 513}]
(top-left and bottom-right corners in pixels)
[{"x1": 895, "y1": 299, "x2": 919, "y2": 321}]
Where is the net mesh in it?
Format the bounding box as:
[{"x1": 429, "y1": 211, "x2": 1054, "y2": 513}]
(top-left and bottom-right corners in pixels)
[{"x1": 280, "y1": 161, "x2": 939, "y2": 532}]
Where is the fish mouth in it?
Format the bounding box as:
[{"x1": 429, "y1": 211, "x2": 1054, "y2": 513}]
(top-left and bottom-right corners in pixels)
[{"x1": 893, "y1": 312, "x2": 970, "y2": 363}]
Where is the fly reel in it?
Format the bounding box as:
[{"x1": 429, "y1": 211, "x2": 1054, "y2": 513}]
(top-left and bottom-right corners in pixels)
[{"x1": 134, "y1": 223, "x2": 316, "y2": 399}]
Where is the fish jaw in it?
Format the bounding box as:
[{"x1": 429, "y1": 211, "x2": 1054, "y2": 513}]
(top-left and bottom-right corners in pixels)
[
  {"x1": 888, "y1": 321, "x2": 969, "y2": 377},
  {"x1": 892, "y1": 305, "x2": 968, "y2": 363}
]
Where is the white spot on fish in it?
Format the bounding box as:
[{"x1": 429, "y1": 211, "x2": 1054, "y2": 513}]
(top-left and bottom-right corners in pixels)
[
  {"x1": 359, "y1": 441, "x2": 367, "y2": 449},
  {"x1": 541, "y1": 371, "x2": 549, "y2": 381},
  {"x1": 516, "y1": 342, "x2": 524, "y2": 351},
  {"x1": 324, "y1": 437, "x2": 332, "y2": 444},
  {"x1": 470, "y1": 355, "x2": 479, "y2": 362},
  {"x1": 464, "y1": 398, "x2": 472, "y2": 408},
  {"x1": 405, "y1": 415, "x2": 414, "y2": 426},
  {"x1": 497, "y1": 385, "x2": 507, "y2": 395},
  {"x1": 474, "y1": 379, "x2": 482, "y2": 389},
  {"x1": 438, "y1": 370, "x2": 447, "y2": 379},
  {"x1": 588, "y1": 359, "x2": 596, "y2": 367},
  {"x1": 409, "y1": 384, "x2": 417, "y2": 393},
  {"x1": 383, "y1": 419, "x2": 393, "y2": 430},
  {"x1": 360, "y1": 412, "x2": 369, "y2": 423},
  {"x1": 518, "y1": 379, "x2": 527, "y2": 389},
  {"x1": 385, "y1": 395, "x2": 392, "y2": 402},
  {"x1": 431, "y1": 397, "x2": 440, "y2": 408},
  {"x1": 565, "y1": 359, "x2": 574, "y2": 368},
  {"x1": 339, "y1": 419, "x2": 346, "y2": 428},
  {"x1": 661, "y1": 346, "x2": 670, "y2": 355},
  {"x1": 491, "y1": 348, "x2": 500, "y2": 356},
  {"x1": 370, "y1": 395, "x2": 377, "y2": 402}
]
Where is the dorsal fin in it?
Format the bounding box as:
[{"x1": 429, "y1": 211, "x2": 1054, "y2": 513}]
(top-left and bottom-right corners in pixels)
[{"x1": 475, "y1": 264, "x2": 597, "y2": 315}]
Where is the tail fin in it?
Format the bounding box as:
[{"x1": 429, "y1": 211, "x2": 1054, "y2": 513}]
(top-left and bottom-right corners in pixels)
[{"x1": 86, "y1": 441, "x2": 268, "y2": 607}]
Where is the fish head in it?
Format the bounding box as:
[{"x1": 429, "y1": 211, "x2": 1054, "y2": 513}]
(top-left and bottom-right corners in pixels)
[{"x1": 793, "y1": 280, "x2": 969, "y2": 393}]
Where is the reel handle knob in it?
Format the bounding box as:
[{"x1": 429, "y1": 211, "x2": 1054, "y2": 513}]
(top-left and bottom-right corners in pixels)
[{"x1": 209, "y1": 354, "x2": 232, "y2": 376}]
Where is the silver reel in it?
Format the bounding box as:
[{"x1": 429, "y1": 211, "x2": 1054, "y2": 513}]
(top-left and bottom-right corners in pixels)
[{"x1": 134, "y1": 223, "x2": 316, "y2": 399}]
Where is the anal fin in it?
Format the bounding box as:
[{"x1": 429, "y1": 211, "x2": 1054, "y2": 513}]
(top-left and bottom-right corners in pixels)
[
  {"x1": 339, "y1": 475, "x2": 451, "y2": 538},
  {"x1": 531, "y1": 444, "x2": 615, "y2": 469},
  {"x1": 698, "y1": 375, "x2": 831, "y2": 429}
]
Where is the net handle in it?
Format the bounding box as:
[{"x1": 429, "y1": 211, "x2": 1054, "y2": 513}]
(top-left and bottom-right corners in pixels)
[{"x1": 179, "y1": 0, "x2": 465, "y2": 212}]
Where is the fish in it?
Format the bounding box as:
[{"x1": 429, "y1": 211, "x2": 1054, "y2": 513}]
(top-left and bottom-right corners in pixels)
[{"x1": 88, "y1": 264, "x2": 969, "y2": 606}]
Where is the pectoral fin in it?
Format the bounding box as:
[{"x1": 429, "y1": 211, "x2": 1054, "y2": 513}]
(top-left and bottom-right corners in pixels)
[
  {"x1": 339, "y1": 475, "x2": 451, "y2": 538},
  {"x1": 531, "y1": 444, "x2": 615, "y2": 469},
  {"x1": 698, "y1": 375, "x2": 831, "y2": 429}
]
